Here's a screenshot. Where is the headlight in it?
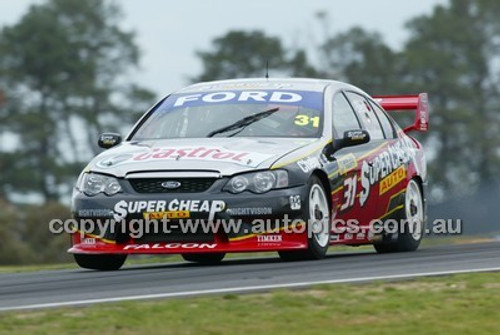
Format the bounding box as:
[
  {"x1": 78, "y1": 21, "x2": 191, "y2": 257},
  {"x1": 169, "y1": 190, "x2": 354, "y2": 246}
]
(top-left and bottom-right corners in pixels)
[
  {"x1": 223, "y1": 170, "x2": 288, "y2": 194},
  {"x1": 253, "y1": 172, "x2": 276, "y2": 193},
  {"x1": 78, "y1": 173, "x2": 122, "y2": 196},
  {"x1": 230, "y1": 175, "x2": 249, "y2": 193}
]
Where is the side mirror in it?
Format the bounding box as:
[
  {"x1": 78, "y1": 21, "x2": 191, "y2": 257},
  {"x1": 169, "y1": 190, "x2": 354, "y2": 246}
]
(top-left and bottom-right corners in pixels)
[
  {"x1": 98, "y1": 133, "x2": 122, "y2": 149},
  {"x1": 337, "y1": 129, "x2": 370, "y2": 149}
]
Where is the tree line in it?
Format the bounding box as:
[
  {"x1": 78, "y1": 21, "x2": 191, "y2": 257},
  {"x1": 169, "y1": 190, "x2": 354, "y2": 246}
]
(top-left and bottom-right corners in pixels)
[{"x1": 0, "y1": 0, "x2": 499, "y2": 263}]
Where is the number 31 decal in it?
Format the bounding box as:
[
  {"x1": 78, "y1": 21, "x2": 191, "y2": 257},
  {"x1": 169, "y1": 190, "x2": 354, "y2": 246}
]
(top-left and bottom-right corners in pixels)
[
  {"x1": 341, "y1": 175, "x2": 357, "y2": 211},
  {"x1": 294, "y1": 115, "x2": 320, "y2": 128}
]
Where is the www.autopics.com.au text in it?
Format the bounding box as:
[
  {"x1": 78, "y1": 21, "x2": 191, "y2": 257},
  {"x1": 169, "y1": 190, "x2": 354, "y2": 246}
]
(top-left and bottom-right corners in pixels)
[{"x1": 49, "y1": 215, "x2": 462, "y2": 240}]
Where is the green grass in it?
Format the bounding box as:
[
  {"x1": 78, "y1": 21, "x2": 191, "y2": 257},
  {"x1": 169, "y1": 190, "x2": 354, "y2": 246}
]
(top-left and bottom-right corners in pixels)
[
  {"x1": 0, "y1": 263, "x2": 76, "y2": 274},
  {"x1": 420, "y1": 234, "x2": 496, "y2": 246},
  {"x1": 1, "y1": 272, "x2": 499, "y2": 334}
]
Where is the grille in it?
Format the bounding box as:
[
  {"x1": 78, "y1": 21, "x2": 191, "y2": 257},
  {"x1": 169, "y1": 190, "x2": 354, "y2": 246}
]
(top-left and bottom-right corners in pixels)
[{"x1": 129, "y1": 178, "x2": 216, "y2": 193}]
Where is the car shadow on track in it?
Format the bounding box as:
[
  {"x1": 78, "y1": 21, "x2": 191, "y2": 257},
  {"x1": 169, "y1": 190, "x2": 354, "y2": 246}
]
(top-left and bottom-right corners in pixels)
[{"x1": 114, "y1": 249, "x2": 378, "y2": 272}]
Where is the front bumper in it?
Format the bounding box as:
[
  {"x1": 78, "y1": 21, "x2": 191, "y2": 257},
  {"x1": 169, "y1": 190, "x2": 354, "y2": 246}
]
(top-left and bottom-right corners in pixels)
[{"x1": 69, "y1": 184, "x2": 310, "y2": 254}]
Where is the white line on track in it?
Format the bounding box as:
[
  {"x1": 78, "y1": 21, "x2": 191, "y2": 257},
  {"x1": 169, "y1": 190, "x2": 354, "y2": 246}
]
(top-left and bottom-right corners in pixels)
[{"x1": 1, "y1": 267, "x2": 500, "y2": 312}]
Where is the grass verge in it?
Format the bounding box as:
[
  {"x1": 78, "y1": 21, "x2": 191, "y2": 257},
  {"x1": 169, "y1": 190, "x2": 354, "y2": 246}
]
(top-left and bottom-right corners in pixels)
[{"x1": 1, "y1": 272, "x2": 499, "y2": 334}]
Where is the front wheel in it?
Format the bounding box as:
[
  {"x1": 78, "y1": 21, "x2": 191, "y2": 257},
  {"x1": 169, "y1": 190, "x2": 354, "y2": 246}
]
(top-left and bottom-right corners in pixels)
[
  {"x1": 182, "y1": 253, "x2": 225, "y2": 265},
  {"x1": 374, "y1": 179, "x2": 424, "y2": 253},
  {"x1": 279, "y1": 176, "x2": 330, "y2": 261},
  {"x1": 74, "y1": 254, "x2": 127, "y2": 271}
]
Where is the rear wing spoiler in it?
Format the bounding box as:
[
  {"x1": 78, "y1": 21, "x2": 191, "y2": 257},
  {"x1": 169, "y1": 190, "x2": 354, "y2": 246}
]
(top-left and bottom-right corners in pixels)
[{"x1": 373, "y1": 93, "x2": 429, "y2": 133}]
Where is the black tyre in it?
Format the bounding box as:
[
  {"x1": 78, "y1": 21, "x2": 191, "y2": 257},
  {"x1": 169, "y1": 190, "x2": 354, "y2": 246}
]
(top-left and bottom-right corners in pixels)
[
  {"x1": 279, "y1": 176, "x2": 330, "y2": 261},
  {"x1": 182, "y1": 253, "x2": 225, "y2": 265},
  {"x1": 374, "y1": 179, "x2": 425, "y2": 253},
  {"x1": 74, "y1": 253, "x2": 127, "y2": 271}
]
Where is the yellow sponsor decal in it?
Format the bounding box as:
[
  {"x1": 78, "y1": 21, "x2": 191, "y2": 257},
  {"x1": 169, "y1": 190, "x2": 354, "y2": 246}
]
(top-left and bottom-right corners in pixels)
[
  {"x1": 76, "y1": 230, "x2": 116, "y2": 244},
  {"x1": 338, "y1": 153, "x2": 358, "y2": 175},
  {"x1": 143, "y1": 211, "x2": 191, "y2": 220},
  {"x1": 379, "y1": 165, "x2": 406, "y2": 195}
]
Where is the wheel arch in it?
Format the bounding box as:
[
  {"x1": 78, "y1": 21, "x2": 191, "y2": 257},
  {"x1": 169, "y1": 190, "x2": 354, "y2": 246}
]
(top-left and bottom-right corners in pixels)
[
  {"x1": 410, "y1": 175, "x2": 427, "y2": 225},
  {"x1": 311, "y1": 169, "x2": 332, "y2": 211},
  {"x1": 410, "y1": 175, "x2": 425, "y2": 205}
]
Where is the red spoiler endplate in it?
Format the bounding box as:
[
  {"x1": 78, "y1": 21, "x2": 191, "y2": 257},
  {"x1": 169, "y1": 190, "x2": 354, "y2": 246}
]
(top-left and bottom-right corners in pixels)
[{"x1": 374, "y1": 93, "x2": 429, "y2": 133}]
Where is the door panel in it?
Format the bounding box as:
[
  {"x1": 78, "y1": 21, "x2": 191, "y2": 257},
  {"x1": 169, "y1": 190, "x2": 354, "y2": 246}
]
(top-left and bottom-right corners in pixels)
[
  {"x1": 331, "y1": 141, "x2": 388, "y2": 244},
  {"x1": 328, "y1": 91, "x2": 384, "y2": 243}
]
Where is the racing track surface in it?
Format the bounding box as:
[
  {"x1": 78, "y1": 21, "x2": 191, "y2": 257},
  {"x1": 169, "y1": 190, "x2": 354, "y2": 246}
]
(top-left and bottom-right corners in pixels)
[{"x1": 1, "y1": 242, "x2": 499, "y2": 311}]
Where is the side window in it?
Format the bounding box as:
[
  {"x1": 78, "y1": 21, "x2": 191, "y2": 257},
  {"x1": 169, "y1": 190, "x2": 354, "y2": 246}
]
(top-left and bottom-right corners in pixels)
[
  {"x1": 332, "y1": 93, "x2": 361, "y2": 139},
  {"x1": 345, "y1": 92, "x2": 384, "y2": 140},
  {"x1": 369, "y1": 100, "x2": 396, "y2": 139}
]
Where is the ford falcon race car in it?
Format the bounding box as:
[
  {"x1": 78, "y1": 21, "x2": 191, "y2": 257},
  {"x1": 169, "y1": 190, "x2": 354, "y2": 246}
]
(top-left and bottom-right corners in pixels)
[{"x1": 70, "y1": 78, "x2": 429, "y2": 270}]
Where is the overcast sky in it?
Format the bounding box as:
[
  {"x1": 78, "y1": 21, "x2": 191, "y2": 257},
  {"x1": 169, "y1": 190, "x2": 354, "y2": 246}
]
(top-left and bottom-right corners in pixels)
[{"x1": 1, "y1": 0, "x2": 447, "y2": 95}]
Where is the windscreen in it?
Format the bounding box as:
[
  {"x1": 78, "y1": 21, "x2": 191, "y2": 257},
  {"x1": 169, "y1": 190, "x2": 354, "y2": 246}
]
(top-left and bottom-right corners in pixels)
[{"x1": 131, "y1": 90, "x2": 324, "y2": 139}]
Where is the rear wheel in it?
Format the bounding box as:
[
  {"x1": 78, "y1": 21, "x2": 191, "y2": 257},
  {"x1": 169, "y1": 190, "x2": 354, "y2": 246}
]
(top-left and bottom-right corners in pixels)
[
  {"x1": 74, "y1": 254, "x2": 127, "y2": 271},
  {"x1": 374, "y1": 179, "x2": 424, "y2": 253},
  {"x1": 182, "y1": 253, "x2": 225, "y2": 265},
  {"x1": 279, "y1": 176, "x2": 330, "y2": 261}
]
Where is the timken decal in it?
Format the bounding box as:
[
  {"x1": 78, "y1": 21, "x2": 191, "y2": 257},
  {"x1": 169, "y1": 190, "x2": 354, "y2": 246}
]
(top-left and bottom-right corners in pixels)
[{"x1": 257, "y1": 235, "x2": 283, "y2": 243}]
